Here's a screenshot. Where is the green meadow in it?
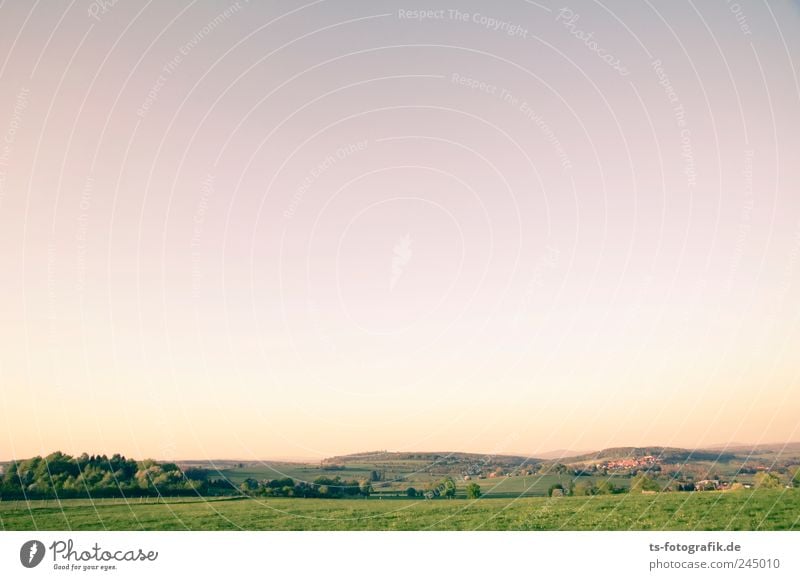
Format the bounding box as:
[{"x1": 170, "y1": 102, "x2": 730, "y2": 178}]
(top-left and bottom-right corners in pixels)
[
  {"x1": 2, "y1": 490, "x2": 798, "y2": 531},
  {"x1": 217, "y1": 468, "x2": 626, "y2": 498}
]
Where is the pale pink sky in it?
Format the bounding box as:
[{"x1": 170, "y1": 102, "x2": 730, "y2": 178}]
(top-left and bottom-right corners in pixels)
[{"x1": 1, "y1": 0, "x2": 799, "y2": 460}]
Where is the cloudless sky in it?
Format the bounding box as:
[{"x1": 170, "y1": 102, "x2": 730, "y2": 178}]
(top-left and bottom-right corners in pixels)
[{"x1": 1, "y1": 0, "x2": 799, "y2": 460}]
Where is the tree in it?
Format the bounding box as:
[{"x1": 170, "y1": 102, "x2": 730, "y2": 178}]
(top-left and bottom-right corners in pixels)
[
  {"x1": 466, "y1": 483, "x2": 481, "y2": 499},
  {"x1": 548, "y1": 483, "x2": 565, "y2": 497},
  {"x1": 442, "y1": 477, "x2": 456, "y2": 499},
  {"x1": 406, "y1": 487, "x2": 418, "y2": 498},
  {"x1": 595, "y1": 480, "x2": 619, "y2": 495},
  {"x1": 792, "y1": 468, "x2": 800, "y2": 488},
  {"x1": 754, "y1": 472, "x2": 782, "y2": 489},
  {"x1": 239, "y1": 478, "x2": 259, "y2": 493},
  {"x1": 427, "y1": 477, "x2": 456, "y2": 499},
  {"x1": 630, "y1": 473, "x2": 660, "y2": 493},
  {"x1": 266, "y1": 477, "x2": 294, "y2": 489},
  {"x1": 573, "y1": 480, "x2": 595, "y2": 496}
]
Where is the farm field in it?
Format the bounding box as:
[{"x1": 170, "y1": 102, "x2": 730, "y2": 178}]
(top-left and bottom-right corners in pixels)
[
  {"x1": 1, "y1": 490, "x2": 798, "y2": 531},
  {"x1": 212, "y1": 465, "x2": 631, "y2": 497}
]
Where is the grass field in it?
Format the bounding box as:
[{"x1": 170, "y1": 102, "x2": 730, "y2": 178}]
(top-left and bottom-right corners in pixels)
[{"x1": 1, "y1": 490, "x2": 798, "y2": 531}]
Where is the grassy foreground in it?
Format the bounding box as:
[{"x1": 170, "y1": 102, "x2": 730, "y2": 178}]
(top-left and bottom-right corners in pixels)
[{"x1": 1, "y1": 490, "x2": 798, "y2": 531}]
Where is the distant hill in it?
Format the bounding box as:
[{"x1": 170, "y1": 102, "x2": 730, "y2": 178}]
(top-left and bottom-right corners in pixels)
[
  {"x1": 704, "y1": 442, "x2": 800, "y2": 455},
  {"x1": 320, "y1": 444, "x2": 800, "y2": 468},
  {"x1": 322, "y1": 451, "x2": 540, "y2": 466},
  {"x1": 559, "y1": 446, "x2": 738, "y2": 464},
  {"x1": 534, "y1": 448, "x2": 593, "y2": 460}
]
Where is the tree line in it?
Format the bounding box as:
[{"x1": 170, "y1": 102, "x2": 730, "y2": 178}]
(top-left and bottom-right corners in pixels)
[
  {"x1": 232, "y1": 475, "x2": 372, "y2": 498},
  {"x1": 0, "y1": 452, "x2": 201, "y2": 499},
  {"x1": 0, "y1": 452, "x2": 381, "y2": 500}
]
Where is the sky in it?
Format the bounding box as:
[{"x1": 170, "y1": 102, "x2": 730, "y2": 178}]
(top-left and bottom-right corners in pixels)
[{"x1": 1, "y1": 0, "x2": 799, "y2": 461}]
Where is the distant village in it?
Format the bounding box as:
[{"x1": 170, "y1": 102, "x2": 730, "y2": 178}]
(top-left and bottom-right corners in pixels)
[
  {"x1": 453, "y1": 452, "x2": 789, "y2": 493},
  {"x1": 597, "y1": 455, "x2": 658, "y2": 471}
]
